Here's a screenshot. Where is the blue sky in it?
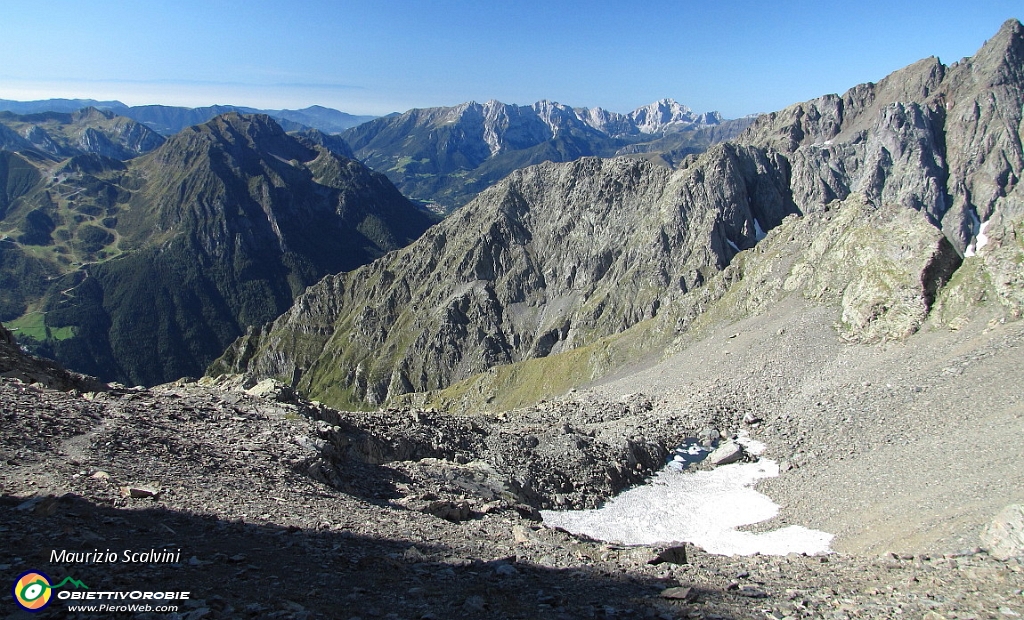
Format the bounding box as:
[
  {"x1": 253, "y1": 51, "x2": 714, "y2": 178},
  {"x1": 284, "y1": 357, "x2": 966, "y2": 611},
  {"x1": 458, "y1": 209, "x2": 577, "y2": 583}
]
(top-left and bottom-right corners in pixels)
[{"x1": 1, "y1": 1, "x2": 1020, "y2": 118}]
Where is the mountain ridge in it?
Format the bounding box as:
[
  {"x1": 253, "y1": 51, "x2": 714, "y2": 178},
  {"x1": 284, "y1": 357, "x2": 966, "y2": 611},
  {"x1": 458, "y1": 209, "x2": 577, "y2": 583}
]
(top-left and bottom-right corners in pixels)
[
  {"x1": 0, "y1": 99, "x2": 377, "y2": 136},
  {"x1": 342, "y1": 98, "x2": 752, "y2": 211},
  {"x1": 218, "y1": 19, "x2": 1024, "y2": 411},
  {"x1": 0, "y1": 107, "x2": 166, "y2": 160},
  {"x1": 1, "y1": 112, "x2": 436, "y2": 386}
]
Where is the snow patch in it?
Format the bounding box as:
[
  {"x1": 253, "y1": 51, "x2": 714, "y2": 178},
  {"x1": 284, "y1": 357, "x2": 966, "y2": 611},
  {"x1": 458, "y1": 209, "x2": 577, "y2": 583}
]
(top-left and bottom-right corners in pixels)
[
  {"x1": 976, "y1": 220, "x2": 991, "y2": 252},
  {"x1": 541, "y1": 456, "x2": 832, "y2": 556},
  {"x1": 754, "y1": 218, "x2": 767, "y2": 242},
  {"x1": 965, "y1": 214, "x2": 991, "y2": 257}
]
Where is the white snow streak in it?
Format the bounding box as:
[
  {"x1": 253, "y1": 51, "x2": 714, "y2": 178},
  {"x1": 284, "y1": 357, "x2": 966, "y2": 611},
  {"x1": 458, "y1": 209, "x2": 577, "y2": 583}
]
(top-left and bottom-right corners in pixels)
[{"x1": 754, "y1": 218, "x2": 767, "y2": 242}]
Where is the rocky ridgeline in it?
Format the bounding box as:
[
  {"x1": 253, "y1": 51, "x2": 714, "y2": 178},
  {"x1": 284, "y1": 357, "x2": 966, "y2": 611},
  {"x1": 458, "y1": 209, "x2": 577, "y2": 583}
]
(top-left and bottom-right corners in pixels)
[
  {"x1": 738, "y1": 19, "x2": 1024, "y2": 254},
  {"x1": 0, "y1": 107, "x2": 166, "y2": 161},
  {"x1": 219, "y1": 20, "x2": 1024, "y2": 412}
]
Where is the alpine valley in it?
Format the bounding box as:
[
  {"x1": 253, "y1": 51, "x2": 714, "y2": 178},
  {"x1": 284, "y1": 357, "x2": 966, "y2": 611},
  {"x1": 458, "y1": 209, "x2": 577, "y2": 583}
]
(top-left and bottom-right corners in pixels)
[{"x1": 2, "y1": 18, "x2": 1024, "y2": 620}]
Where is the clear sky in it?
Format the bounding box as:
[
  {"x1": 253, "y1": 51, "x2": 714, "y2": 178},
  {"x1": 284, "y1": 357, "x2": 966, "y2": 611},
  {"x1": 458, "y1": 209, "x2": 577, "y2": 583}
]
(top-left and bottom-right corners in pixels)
[{"x1": 1, "y1": 1, "x2": 1020, "y2": 118}]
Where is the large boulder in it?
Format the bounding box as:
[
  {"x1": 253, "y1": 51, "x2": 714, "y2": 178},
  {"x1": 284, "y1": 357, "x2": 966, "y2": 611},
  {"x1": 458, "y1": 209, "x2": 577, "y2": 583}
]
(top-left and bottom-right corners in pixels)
[{"x1": 980, "y1": 504, "x2": 1024, "y2": 560}]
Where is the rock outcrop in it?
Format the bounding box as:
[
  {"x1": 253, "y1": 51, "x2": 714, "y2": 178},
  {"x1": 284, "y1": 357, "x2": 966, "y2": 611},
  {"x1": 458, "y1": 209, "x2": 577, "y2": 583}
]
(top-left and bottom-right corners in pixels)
[{"x1": 981, "y1": 504, "x2": 1024, "y2": 560}]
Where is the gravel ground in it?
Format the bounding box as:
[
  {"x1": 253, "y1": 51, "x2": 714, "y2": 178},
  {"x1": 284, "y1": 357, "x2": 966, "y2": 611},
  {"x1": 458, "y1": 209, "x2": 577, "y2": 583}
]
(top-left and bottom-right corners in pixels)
[
  {"x1": 589, "y1": 296, "x2": 1024, "y2": 556},
  {"x1": 2, "y1": 313, "x2": 1023, "y2": 619}
]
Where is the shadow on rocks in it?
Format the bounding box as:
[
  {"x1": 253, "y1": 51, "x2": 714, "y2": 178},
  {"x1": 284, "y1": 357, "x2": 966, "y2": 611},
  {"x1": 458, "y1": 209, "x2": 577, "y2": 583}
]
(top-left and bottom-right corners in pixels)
[{"x1": 0, "y1": 494, "x2": 741, "y2": 620}]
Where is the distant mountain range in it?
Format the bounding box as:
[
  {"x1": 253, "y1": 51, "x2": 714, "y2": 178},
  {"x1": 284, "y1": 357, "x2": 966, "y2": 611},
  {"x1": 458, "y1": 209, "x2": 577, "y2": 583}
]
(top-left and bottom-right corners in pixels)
[
  {"x1": 0, "y1": 97, "x2": 753, "y2": 212},
  {"x1": 0, "y1": 99, "x2": 377, "y2": 135},
  {"x1": 0, "y1": 107, "x2": 165, "y2": 160},
  {"x1": 341, "y1": 98, "x2": 753, "y2": 212}
]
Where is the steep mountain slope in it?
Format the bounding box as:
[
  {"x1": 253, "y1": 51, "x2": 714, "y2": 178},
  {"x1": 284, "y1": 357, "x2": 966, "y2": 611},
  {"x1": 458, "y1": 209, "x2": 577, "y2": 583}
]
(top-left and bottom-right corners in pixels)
[
  {"x1": 341, "y1": 99, "x2": 751, "y2": 212},
  {"x1": 0, "y1": 107, "x2": 165, "y2": 160},
  {"x1": 1, "y1": 113, "x2": 435, "y2": 386},
  {"x1": 219, "y1": 19, "x2": 1024, "y2": 411},
  {"x1": 215, "y1": 144, "x2": 796, "y2": 407}
]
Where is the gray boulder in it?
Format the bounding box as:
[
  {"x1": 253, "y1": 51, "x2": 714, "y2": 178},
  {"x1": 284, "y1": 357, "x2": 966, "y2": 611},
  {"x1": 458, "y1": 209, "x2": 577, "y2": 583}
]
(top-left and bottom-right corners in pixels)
[
  {"x1": 709, "y1": 440, "x2": 745, "y2": 466},
  {"x1": 980, "y1": 504, "x2": 1024, "y2": 560}
]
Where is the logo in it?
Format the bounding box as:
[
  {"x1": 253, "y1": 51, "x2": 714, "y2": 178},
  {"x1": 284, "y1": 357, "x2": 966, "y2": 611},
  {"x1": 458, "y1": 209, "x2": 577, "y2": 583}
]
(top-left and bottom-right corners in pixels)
[{"x1": 11, "y1": 571, "x2": 88, "y2": 612}]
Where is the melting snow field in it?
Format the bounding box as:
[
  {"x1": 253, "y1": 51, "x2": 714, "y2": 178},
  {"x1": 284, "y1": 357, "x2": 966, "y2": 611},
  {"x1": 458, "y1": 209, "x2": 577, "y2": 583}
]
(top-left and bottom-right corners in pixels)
[{"x1": 541, "y1": 457, "x2": 833, "y2": 556}]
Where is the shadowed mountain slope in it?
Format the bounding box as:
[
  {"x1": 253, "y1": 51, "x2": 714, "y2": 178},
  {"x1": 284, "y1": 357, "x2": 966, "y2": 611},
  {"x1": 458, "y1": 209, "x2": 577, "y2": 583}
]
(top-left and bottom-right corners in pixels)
[{"x1": 1, "y1": 113, "x2": 435, "y2": 386}]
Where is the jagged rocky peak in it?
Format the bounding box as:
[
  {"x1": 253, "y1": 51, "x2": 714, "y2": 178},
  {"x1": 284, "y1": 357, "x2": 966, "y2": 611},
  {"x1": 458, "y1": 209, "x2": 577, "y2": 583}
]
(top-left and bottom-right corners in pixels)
[
  {"x1": 736, "y1": 18, "x2": 1024, "y2": 253},
  {"x1": 964, "y1": 18, "x2": 1024, "y2": 87},
  {"x1": 628, "y1": 98, "x2": 709, "y2": 133},
  {"x1": 423, "y1": 97, "x2": 723, "y2": 139},
  {"x1": 572, "y1": 105, "x2": 634, "y2": 136}
]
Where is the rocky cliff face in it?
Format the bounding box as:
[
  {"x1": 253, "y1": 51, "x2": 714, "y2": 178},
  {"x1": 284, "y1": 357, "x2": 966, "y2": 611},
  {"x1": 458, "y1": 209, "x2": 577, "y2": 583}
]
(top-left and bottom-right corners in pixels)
[
  {"x1": 216, "y1": 144, "x2": 796, "y2": 406},
  {"x1": 219, "y1": 20, "x2": 1024, "y2": 411},
  {"x1": 738, "y1": 19, "x2": 1024, "y2": 254},
  {"x1": 341, "y1": 98, "x2": 745, "y2": 211}
]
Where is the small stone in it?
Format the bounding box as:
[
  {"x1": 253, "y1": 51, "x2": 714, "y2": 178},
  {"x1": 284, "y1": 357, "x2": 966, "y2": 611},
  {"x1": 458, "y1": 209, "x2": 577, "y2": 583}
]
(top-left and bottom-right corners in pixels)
[
  {"x1": 120, "y1": 485, "x2": 159, "y2": 499},
  {"x1": 735, "y1": 586, "x2": 768, "y2": 598},
  {"x1": 15, "y1": 496, "x2": 44, "y2": 512},
  {"x1": 709, "y1": 440, "x2": 745, "y2": 466},
  {"x1": 648, "y1": 545, "x2": 688, "y2": 565},
  {"x1": 512, "y1": 524, "x2": 533, "y2": 544},
  {"x1": 462, "y1": 595, "x2": 486, "y2": 612},
  {"x1": 90, "y1": 471, "x2": 111, "y2": 480},
  {"x1": 660, "y1": 586, "x2": 698, "y2": 602},
  {"x1": 494, "y1": 563, "x2": 518, "y2": 577}
]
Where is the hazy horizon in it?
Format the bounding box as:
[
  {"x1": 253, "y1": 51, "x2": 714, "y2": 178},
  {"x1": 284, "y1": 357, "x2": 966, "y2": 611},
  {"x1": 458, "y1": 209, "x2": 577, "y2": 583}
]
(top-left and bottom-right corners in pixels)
[{"x1": 2, "y1": 1, "x2": 1020, "y2": 118}]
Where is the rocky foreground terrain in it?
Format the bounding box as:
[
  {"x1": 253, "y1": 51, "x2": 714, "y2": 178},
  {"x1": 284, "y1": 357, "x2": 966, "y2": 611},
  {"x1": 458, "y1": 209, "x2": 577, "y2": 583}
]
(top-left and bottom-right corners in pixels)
[{"x1": 3, "y1": 320, "x2": 1023, "y2": 619}]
